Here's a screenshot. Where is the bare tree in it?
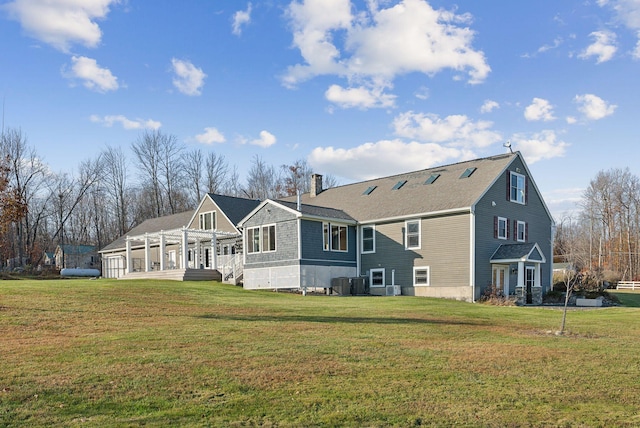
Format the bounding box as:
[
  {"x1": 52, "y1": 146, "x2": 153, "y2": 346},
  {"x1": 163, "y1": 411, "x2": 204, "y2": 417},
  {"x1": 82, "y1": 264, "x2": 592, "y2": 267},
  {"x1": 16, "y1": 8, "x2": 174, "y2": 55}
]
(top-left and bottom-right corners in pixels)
[
  {"x1": 102, "y1": 146, "x2": 130, "y2": 236},
  {"x1": 131, "y1": 130, "x2": 164, "y2": 217},
  {"x1": 243, "y1": 155, "x2": 283, "y2": 200},
  {"x1": 205, "y1": 151, "x2": 228, "y2": 195},
  {"x1": 184, "y1": 148, "x2": 204, "y2": 205}
]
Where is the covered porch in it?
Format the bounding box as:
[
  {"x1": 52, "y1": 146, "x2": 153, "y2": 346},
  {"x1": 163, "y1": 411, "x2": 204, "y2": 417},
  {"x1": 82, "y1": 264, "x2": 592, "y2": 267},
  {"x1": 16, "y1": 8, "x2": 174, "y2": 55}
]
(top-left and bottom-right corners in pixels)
[
  {"x1": 120, "y1": 227, "x2": 237, "y2": 281},
  {"x1": 490, "y1": 242, "x2": 547, "y2": 305}
]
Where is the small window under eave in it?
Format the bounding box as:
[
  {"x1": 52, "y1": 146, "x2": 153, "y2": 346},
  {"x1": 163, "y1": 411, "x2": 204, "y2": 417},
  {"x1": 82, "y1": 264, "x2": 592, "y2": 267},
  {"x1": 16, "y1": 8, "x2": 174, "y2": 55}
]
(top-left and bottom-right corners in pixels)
[
  {"x1": 460, "y1": 167, "x2": 477, "y2": 178},
  {"x1": 392, "y1": 180, "x2": 407, "y2": 190},
  {"x1": 424, "y1": 174, "x2": 440, "y2": 185},
  {"x1": 362, "y1": 185, "x2": 377, "y2": 195}
]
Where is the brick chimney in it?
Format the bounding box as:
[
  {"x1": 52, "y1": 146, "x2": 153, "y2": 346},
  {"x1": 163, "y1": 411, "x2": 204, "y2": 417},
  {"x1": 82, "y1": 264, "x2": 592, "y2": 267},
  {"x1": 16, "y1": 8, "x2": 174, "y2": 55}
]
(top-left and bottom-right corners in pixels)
[{"x1": 310, "y1": 173, "x2": 323, "y2": 197}]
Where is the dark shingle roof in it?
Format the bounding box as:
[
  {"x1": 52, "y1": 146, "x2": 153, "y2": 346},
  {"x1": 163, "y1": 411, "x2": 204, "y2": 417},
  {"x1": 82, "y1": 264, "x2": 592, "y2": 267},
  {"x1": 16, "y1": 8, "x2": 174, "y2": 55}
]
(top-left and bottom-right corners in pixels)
[
  {"x1": 100, "y1": 211, "x2": 193, "y2": 252},
  {"x1": 283, "y1": 153, "x2": 518, "y2": 222},
  {"x1": 490, "y1": 243, "x2": 543, "y2": 262},
  {"x1": 209, "y1": 194, "x2": 261, "y2": 226},
  {"x1": 275, "y1": 200, "x2": 355, "y2": 222}
]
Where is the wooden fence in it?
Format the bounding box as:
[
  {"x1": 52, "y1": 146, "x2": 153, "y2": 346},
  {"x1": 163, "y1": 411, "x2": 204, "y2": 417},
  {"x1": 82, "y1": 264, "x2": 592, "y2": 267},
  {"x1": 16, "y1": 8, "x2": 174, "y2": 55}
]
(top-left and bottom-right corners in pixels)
[{"x1": 617, "y1": 281, "x2": 640, "y2": 290}]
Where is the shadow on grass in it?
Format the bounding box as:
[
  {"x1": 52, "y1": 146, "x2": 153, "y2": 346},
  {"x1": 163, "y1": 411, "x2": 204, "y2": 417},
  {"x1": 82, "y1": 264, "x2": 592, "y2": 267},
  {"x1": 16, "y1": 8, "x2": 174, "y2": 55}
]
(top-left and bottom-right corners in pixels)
[
  {"x1": 196, "y1": 313, "x2": 485, "y2": 326},
  {"x1": 611, "y1": 291, "x2": 640, "y2": 307}
]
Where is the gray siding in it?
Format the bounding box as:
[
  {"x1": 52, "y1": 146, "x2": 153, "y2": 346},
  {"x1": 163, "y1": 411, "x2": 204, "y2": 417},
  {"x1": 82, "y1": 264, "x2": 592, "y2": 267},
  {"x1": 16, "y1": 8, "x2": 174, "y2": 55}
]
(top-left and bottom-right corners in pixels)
[
  {"x1": 301, "y1": 219, "x2": 357, "y2": 265},
  {"x1": 243, "y1": 203, "x2": 299, "y2": 268},
  {"x1": 361, "y1": 213, "x2": 470, "y2": 288},
  {"x1": 474, "y1": 157, "x2": 553, "y2": 299}
]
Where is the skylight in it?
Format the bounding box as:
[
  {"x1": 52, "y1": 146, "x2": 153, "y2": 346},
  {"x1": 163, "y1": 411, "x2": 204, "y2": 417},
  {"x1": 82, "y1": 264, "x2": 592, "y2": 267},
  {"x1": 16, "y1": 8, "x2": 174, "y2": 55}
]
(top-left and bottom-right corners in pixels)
[
  {"x1": 424, "y1": 174, "x2": 440, "y2": 185},
  {"x1": 392, "y1": 180, "x2": 407, "y2": 190},
  {"x1": 362, "y1": 186, "x2": 377, "y2": 195},
  {"x1": 460, "y1": 167, "x2": 477, "y2": 178}
]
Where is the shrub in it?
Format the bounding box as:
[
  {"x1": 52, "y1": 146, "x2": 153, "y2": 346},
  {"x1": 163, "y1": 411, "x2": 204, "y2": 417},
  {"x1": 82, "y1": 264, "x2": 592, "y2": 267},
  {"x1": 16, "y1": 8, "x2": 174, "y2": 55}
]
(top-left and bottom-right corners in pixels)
[{"x1": 480, "y1": 284, "x2": 517, "y2": 306}]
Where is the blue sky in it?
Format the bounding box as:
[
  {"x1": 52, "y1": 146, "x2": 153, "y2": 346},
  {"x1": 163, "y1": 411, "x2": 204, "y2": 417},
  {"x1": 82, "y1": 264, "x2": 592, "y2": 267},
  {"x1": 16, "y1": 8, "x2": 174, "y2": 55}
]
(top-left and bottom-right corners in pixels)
[{"x1": 1, "y1": 0, "x2": 638, "y2": 218}]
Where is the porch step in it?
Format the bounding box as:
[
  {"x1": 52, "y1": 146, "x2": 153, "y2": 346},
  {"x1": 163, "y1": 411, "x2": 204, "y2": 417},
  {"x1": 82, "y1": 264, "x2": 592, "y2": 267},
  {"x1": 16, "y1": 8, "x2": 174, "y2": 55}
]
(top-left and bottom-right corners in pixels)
[{"x1": 119, "y1": 268, "x2": 222, "y2": 282}]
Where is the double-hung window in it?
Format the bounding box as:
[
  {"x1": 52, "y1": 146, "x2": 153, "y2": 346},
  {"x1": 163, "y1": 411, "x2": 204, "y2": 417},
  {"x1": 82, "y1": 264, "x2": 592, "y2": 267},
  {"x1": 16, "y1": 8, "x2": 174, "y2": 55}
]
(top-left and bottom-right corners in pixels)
[
  {"x1": 510, "y1": 172, "x2": 526, "y2": 204},
  {"x1": 497, "y1": 217, "x2": 508, "y2": 240},
  {"x1": 361, "y1": 225, "x2": 375, "y2": 254},
  {"x1": 405, "y1": 220, "x2": 421, "y2": 249},
  {"x1": 516, "y1": 221, "x2": 526, "y2": 242},
  {"x1": 262, "y1": 225, "x2": 276, "y2": 252},
  {"x1": 199, "y1": 211, "x2": 216, "y2": 230},
  {"x1": 414, "y1": 266, "x2": 430, "y2": 286},
  {"x1": 323, "y1": 222, "x2": 348, "y2": 252},
  {"x1": 247, "y1": 227, "x2": 261, "y2": 254}
]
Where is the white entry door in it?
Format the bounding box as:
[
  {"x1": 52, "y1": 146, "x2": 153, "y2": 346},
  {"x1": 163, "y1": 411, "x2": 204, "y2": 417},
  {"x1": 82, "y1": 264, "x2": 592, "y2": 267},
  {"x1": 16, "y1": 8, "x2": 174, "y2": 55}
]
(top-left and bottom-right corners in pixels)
[{"x1": 492, "y1": 265, "x2": 509, "y2": 296}]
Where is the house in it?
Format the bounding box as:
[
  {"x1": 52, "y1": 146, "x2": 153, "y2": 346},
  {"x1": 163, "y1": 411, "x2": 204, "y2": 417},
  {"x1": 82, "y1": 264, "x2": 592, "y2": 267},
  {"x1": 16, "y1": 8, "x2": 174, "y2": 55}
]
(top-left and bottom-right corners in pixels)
[
  {"x1": 43, "y1": 251, "x2": 55, "y2": 266},
  {"x1": 99, "y1": 194, "x2": 260, "y2": 282},
  {"x1": 238, "y1": 152, "x2": 554, "y2": 304},
  {"x1": 54, "y1": 244, "x2": 99, "y2": 270}
]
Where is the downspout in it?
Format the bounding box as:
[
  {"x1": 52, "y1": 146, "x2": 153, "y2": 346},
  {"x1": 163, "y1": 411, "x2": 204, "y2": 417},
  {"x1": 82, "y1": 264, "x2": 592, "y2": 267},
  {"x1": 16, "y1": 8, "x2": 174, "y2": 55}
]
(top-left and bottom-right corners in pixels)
[{"x1": 470, "y1": 206, "x2": 476, "y2": 302}]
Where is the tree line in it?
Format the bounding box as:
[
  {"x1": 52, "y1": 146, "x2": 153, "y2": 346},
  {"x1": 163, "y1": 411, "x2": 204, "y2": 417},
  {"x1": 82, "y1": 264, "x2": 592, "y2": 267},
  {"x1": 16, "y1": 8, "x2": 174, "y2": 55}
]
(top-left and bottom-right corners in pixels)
[
  {"x1": 555, "y1": 168, "x2": 640, "y2": 283},
  {"x1": 0, "y1": 128, "x2": 335, "y2": 270}
]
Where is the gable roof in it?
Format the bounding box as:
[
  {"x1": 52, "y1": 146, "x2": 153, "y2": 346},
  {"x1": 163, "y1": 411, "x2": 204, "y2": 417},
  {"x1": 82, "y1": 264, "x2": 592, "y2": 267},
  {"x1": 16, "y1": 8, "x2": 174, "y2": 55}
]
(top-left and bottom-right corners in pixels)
[
  {"x1": 100, "y1": 210, "x2": 193, "y2": 253},
  {"x1": 208, "y1": 193, "x2": 261, "y2": 226},
  {"x1": 57, "y1": 244, "x2": 97, "y2": 255},
  {"x1": 238, "y1": 199, "x2": 355, "y2": 227},
  {"x1": 284, "y1": 153, "x2": 520, "y2": 222},
  {"x1": 490, "y1": 242, "x2": 547, "y2": 263}
]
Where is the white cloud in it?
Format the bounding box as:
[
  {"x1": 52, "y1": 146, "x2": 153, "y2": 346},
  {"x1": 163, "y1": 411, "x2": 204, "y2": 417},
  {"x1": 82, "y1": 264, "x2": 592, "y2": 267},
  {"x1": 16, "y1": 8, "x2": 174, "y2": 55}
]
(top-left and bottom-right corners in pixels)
[
  {"x1": 512, "y1": 130, "x2": 568, "y2": 163},
  {"x1": 170, "y1": 58, "x2": 206, "y2": 96},
  {"x1": 195, "y1": 127, "x2": 226, "y2": 144},
  {"x1": 65, "y1": 56, "x2": 118, "y2": 92},
  {"x1": 635, "y1": 37, "x2": 640, "y2": 59},
  {"x1": 574, "y1": 94, "x2": 617, "y2": 120},
  {"x1": 232, "y1": 3, "x2": 252, "y2": 36},
  {"x1": 579, "y1": 31, "x2": 617, "y2": 63},
  {"x1": 392, "y1": 111, "x2": 502, "y2": 149},
  {"x1": 414, "y1": 86, "x2": 430, "y2": 100},
  {"x1": 3, "y1": 0, "x2": 118, "y2": 52},
  {"x1": 283, "y1": 0, "x2": 490, "y2": 91},
  {"x1": 524, "y1": 98, "x2": 555, "y2": 122},
  {"x1": 597, "y1": 0, "x2": 640, "y2": 58},
  {"x1": 90, "y1": 115, "x2": 161, "y2": 130},
  {"x1": 480, "y1": 100, "x2": 499, "y2": 113},
  {"x1": 246, "y1": 130, "x2": 276, "y2": 148},
  {"x1": 566, "y1": 116, "x2": 577, "y2": 124},
  {"x1": 308, "y1": 139, "x2": 470, "y2": 181},
  {"x1": 325, "y1": 84, "x2": 396, "y2": 109}
]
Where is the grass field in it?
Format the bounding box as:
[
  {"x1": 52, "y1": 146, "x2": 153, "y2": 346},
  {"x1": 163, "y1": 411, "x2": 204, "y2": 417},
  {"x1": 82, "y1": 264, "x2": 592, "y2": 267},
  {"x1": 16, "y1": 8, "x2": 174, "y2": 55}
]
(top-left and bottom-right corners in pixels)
[{"x1": 1, "y1": 280, "x2": 640, "y2": 427}]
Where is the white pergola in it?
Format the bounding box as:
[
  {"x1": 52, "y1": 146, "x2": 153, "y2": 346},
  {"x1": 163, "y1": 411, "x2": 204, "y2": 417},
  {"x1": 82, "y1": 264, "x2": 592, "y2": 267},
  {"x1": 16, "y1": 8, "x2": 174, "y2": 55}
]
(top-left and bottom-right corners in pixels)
[{"x1": 125, "y1": 227, "x2": 238, "y2": 274}]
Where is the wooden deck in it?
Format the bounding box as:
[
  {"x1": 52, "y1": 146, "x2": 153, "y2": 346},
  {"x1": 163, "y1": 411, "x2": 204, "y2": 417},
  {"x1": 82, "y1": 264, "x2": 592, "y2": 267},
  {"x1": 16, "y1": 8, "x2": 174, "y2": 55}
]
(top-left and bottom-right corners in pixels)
[{"x1": 119, "y1": 268, "x2": 222, "y2": 282}]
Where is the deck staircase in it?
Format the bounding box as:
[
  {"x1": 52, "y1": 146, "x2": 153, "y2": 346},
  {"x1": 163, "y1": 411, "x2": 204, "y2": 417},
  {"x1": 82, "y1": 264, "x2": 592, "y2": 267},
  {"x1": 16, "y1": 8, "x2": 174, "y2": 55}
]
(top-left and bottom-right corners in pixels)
[{"x1": 220, "y1": 254, "x2": 243, "y2": 285}]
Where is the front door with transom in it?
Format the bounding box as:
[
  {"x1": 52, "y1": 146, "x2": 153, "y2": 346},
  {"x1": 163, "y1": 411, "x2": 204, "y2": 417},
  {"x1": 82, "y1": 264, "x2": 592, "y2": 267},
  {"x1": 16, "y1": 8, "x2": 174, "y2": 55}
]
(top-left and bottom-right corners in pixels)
[{"x1": 492, "y1": 265, "x2": 509, "y2": 296}]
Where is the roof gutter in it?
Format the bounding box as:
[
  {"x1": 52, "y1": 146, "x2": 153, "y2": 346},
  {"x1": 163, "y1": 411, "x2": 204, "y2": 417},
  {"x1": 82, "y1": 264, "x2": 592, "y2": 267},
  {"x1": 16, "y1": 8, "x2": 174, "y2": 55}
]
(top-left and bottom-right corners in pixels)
[{"x1": 358, "y1": 207, "x2": 472, "y2": 225}]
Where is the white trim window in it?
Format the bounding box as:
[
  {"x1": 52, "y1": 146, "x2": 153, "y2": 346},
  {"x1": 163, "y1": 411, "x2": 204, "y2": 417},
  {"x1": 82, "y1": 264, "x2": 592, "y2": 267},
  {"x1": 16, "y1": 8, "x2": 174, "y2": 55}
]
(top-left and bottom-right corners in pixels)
[
  {"x1": 497, "y1": 217, "x2": 508, "y2": 240},
  {"x1": 262, "y1": 224, "x2": 276, "y2": 252},
  {"x1": 199, "y1": 211, "x2": 216, "y2": 230},
  {"x1": 247, "y1": 226, "x2": 260, "y2": 254},
  {"x1": 361, "y1": 225, "x2": 375, "y2": 254},
  {"x1": 510, "y1": 172, "x2": 526, "y2": 204},
  {"x1": 370, "y1": 268, "x2": 385, "y2": 288},
  {"x1": 516, "y1": 220, "x2": 526, "y2": 242},
  {"x1": 247, "y1": 224, "x2": 276, "y2": 254},
  {"x1": 323, "y1": 222, "x2": 348, "y2": 252},
  {"x1": 413, "y1": 266, "x2": 430, "y2": 286},
  {"x1": 405, "y1": 219, "x2": 421, "y2": 249}
]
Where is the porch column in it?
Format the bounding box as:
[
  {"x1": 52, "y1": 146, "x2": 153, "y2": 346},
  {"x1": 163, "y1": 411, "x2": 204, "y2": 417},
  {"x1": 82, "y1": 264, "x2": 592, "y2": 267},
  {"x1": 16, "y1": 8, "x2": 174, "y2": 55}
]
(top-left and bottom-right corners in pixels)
[
  {"x1": 144, "y1": 233, "x2": 151, "y2": 272},
  {"x1": 125, "y1": 238, "x2": 132, "y2": 274},
  {"x1": 517, "y1": 261, "x2": 525, "y2": 287},
  {"x1": 195, "y1": 238, "x2": 201, "y2": 268},
  {"x1": 159, "y1": 232, "x2": 166, "y2": 271},
  {"x1": 181, "y1": 228, "x2": 189, "y2": 269},
  {"x1": 535, "y1": 263, "x2": 541, "y2": 287},
  {"x1": 212, "y1": 232, "x2": 218, "y2": 270}
]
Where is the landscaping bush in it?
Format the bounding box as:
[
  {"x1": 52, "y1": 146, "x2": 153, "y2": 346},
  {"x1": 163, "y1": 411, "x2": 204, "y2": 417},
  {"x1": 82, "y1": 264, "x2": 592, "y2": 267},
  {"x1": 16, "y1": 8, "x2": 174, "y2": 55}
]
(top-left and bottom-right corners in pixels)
[{"x1": 479, "y1": 284, "x2": 517, "y2": 306}]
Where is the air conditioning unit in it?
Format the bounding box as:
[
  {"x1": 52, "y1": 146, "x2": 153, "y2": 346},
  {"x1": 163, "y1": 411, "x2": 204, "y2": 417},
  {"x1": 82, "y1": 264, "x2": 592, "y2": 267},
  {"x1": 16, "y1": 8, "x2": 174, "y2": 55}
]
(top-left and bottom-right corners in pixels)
[{"x1": 385, "y1": 285, "x2": 401, "y2": 296}]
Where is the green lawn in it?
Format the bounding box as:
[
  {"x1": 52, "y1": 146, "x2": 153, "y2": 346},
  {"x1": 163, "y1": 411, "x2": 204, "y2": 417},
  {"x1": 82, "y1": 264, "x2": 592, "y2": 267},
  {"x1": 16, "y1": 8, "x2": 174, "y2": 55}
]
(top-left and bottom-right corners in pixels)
[{"x1": 2, "y1": 280, "x2": 640, "y2": 427}]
